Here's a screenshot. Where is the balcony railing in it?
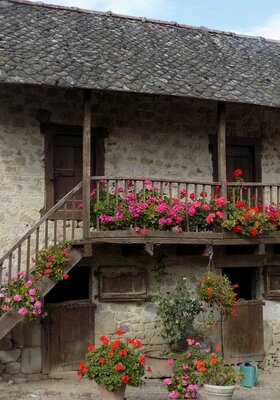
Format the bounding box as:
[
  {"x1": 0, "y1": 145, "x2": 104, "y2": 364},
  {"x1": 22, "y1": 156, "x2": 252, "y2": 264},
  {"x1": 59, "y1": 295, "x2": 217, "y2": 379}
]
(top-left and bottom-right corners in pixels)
[
  {"x1": 88, "y1": 176, "x2": 280, "y2": 234},
  {"x1": 2, "y1": 176, "x2": 280, "y2": 285}
]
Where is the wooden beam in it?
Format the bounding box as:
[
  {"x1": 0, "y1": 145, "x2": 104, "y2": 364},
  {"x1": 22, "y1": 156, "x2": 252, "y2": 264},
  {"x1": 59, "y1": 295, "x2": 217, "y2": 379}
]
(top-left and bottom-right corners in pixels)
[
  {"x1": 82, "y1": 90, "x2": 92, "y2": 238},
  {"x1": 217, "y1": 101, "x2": 227, "y2": 218},
  {"x1": 217, "y1": 102, "x2": 226, "y2": 182}
]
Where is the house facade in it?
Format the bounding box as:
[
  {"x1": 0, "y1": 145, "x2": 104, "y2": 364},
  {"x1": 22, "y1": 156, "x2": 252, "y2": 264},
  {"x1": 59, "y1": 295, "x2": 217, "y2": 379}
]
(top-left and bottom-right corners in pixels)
[{"x1": 1, "y1": 0, "x2": 280, "y2": 379}]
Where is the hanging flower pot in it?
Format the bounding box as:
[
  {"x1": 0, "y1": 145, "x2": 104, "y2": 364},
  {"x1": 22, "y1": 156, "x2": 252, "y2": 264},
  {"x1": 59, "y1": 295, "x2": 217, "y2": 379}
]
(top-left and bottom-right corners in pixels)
[{"x1": 197, "y1": 271, "x2": 239, "y2": 324}]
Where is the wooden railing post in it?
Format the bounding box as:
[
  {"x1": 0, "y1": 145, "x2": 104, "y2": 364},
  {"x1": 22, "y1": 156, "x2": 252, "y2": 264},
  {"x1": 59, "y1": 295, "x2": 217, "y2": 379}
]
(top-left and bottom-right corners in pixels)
[
  {"x1": 217, "y1": 101, "x2": 227, "y2": 218},
  {"x1": 83, "y1": 90, "x2": 91, "y2": 238}
]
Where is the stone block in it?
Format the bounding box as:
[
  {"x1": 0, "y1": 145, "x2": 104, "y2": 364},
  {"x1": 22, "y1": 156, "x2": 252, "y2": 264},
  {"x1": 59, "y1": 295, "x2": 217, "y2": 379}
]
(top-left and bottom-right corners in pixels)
[
  {"x1": 21, "y1": 348, "x2": 41, "y2": 374},
  {"x1": 12, "y1": 320, "x2": 41, "y2": 347},
  {"x1": 0, "y1": 362, "x2": 5, "y2": 374},
  {"x1": 5, "y1": 362, "x2": 21, "y2": 375},
  {"x1": 0, "y1": 338, "x2": 13, "y2": 351},
  {"x1": 273, "y1": 334, "x2": 280, "y2": 345},
  {"x1": 0, "y1": 349, "x2": 21, "y2": 364},
  {"x1": 12, "y1": 376, "x2": 27, "y2": 384},
  {"x1": 263, "y1": 320, "x2": 273, "y2": 352},
  {"x1": 95, "y1": 311, "x2": 117, "y2": 335}
]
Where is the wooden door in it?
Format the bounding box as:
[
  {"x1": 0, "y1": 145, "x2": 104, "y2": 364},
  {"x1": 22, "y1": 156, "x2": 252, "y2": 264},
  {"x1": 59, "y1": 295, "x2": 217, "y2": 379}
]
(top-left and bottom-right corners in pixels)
[
  {"x1": 54, "y1": 133, "x2": 83, "y2": 202},
  {"x1": 210, "y1": 136, "x2": 262, "y2": 182},
  {"x1": 43, "y1": 124, "x2": 105, "y2": 209},
  {"x1": 226, "y1": 145, "x2": 255, "y2": 182},
  {"x1": 222, "y1": 300, "x2": 264, "y2": 364},
  {"x1": 42, "y1": 300, "x2": 95, "y2": 373}
]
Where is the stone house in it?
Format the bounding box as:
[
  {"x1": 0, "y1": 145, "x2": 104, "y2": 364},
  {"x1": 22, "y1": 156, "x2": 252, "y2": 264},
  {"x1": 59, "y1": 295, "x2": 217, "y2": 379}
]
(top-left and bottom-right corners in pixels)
[{"x1": 1, "y1": 0, "x2": 280, "y2": 379}]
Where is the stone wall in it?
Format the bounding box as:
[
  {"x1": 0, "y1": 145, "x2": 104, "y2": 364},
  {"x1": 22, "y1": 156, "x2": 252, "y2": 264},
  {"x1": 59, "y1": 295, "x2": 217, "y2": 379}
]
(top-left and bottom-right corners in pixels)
[
  {"x1": 2, "y1": 83, "x2": 280, "y2": 255},
  {"x1": 0, "y1": 319, "x2": 44, "y2": 382},
  {"x1": 85, "y1": 244, "x2": 221, "y2": 350},
  {"x1": 1, "y1": 83, "x2": 280, "y2": 374}
]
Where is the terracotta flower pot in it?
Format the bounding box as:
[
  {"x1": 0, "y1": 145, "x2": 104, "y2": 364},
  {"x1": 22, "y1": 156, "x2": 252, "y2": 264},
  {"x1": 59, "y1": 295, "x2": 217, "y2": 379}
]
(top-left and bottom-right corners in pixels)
[
  {"x1": 98, "y1": 384, "x2": 126, "y2": 400},
  {"x1": 203, "y1": 384, "x2": 235, "y2": 400}
]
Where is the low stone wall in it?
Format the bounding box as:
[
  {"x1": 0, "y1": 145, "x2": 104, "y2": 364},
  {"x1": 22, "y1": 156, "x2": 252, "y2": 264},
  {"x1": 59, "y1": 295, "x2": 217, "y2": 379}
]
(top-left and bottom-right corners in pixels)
[
  {"x1": 0, "y1": 320, "x2": 45, "y2": 382},
  {"x1": 262, "y1": 320, "x2": 280, "y2": 369}
]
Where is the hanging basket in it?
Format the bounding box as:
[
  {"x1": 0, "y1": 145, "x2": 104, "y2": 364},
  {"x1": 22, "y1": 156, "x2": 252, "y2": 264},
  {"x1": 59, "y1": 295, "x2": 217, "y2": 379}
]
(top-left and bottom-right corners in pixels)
[{"x1": 197, "y1": 271, "x2": 239, "y2": 320}]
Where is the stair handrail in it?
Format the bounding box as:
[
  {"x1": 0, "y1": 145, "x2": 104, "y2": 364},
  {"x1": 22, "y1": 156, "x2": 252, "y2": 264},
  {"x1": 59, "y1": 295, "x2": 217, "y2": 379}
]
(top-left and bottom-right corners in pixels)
[{"x1": 0, "y1": 180, "x2": 84, "y2": 282}]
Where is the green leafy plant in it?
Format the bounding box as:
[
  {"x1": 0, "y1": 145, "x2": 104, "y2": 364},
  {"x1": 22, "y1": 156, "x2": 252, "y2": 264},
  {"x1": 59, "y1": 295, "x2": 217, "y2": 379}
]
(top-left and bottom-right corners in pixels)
[
  {"x1": 195, "y1": 348, "x2": 244, "y2": 386},
  {"x1": 0, "y1": 272, "x2": 42, "y2": 319},
  {"x1": 77, "y1": 330, "x2": 146, "y2": 392},
  {"x1": 0, "y1": 242, "x2": 71, "y2": 320},
  {"x1": 222, "y1": 202, "x2": 276, "y2": 237},
  {"x1": 164, "y1": 339, "x2": 243, "y2": 398},
  {"x1": 156, "y1": 278, "x2": 202, "y2": 348},
  {"x1": 87, "y1": 180, "x2": 226, "y2": 233},
  {"x1": 33, "y1": 241, "x2": 71, "y2": 280},
  {"x1": 197, "y1": 271, "x2": 239, "y2": 324}
]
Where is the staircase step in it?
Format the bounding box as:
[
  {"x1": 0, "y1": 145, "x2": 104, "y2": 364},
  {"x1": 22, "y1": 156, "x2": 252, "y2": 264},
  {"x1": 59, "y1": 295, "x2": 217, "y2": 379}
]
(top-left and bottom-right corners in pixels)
[{"x1": 0, "y1": 246, "x2": 84, "y2": 341}]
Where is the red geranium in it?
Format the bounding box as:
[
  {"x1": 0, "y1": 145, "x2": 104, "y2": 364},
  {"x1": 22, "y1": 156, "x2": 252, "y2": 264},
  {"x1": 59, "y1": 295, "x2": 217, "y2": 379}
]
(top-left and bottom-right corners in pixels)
[
  {"x1": 77, "y1": 330, "x2": 146, "y2": 391},
  {"x1": 233, "y1": 169, "x2": 243, "y2": 177}
]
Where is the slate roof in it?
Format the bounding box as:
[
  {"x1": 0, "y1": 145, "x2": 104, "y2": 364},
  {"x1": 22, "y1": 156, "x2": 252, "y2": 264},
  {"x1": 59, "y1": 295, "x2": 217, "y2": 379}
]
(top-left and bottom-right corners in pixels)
[{"x1": 1, "y1": 0, "x2": 280, "y2": 107}]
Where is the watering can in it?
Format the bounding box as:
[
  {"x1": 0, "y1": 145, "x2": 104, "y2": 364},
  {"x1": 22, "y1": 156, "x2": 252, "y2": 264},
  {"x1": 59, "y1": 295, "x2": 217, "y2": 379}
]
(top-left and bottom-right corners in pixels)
[{"x1": 239, "y1": 360, "x2": 258, "y2": 388}]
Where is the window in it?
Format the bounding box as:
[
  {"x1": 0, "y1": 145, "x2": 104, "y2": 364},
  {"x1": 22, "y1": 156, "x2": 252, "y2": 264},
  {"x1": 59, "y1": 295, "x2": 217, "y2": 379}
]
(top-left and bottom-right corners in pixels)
[{"x1": 98, "y1": 266, "x2": 147, "y2": 301}]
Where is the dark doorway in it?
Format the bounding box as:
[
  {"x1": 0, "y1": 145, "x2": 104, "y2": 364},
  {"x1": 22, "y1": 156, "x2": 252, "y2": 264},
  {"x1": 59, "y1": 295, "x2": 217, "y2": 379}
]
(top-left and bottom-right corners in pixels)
[
  {"x1": 44, "y1": 266, "x2": 90, "y2": 303},
  {"x1": 222, "y1": 267, "x2": 257, "y2": 300},
  {"x1": 210, "y1": 136, "x2": 262, "y2": 182}
]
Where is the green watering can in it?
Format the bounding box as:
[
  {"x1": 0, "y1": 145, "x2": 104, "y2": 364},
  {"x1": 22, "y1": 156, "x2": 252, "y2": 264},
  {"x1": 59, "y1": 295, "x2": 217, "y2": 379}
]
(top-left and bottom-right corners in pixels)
[{"x1": 239, "y1": 361, "x2": 258, "y2": 388}]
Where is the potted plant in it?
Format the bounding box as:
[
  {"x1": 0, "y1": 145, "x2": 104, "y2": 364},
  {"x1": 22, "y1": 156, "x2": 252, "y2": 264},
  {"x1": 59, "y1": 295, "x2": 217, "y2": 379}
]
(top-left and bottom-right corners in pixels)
[
  {"x1": 145, "y1": 278, "x2": 202, "y2": 378},
  {"x1": 196, "y1": 347, "x2": 244, "y2": 400},
  {"x1": 77, "y1": 329, "x2": 146, "y2": 400},
  {"x1": 163, "y1": 338, "x2": 205, "y2": 398},
  {"x1": 197, "y1": 271, "x2": 239, "y2": 325},
  {"x1": 164, "y1": 339, "x2": 243, "y2": 399},
  {"x1": 156, "y1": 278, "x2": 202, "y2": 349}
]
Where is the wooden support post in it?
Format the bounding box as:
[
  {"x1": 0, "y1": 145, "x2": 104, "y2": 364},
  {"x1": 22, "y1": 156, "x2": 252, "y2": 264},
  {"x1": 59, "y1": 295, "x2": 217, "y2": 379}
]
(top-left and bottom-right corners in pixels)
[
  {"x1": 217, "y1": 102, "x2": 227, "y2": 218},
  {"x1": 83, "y1": 90, "x2": 91, "y2": 238}
]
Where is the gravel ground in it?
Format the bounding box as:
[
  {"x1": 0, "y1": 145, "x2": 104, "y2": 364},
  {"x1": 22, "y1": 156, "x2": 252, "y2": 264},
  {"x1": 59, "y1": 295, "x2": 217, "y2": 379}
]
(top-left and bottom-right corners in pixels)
[{"x1": 0, "y1": 369, "x2": 279, "y2": 400}]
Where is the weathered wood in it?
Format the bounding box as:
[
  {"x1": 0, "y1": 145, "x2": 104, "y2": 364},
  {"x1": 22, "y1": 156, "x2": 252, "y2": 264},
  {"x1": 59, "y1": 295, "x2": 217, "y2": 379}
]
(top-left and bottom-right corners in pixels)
[
  {"x1": 144, "y1": 243, "x2": 154, "y2": 256},
  {"x1": 83, "y1": 243, "x2": 93, "y2": 257},
  {"x1": 42, "y1": 300, "x2": 95, "y2": 373},
  {"x1": 217, "y1": 102, "x2": 227, "y2": 218},
  {"x1": 0, "y1": 181, "x2": 83, "y2": 265},
  {"x1": 0, "y1": 310, "x2": 25, "y2": 342},
  {"x1": 82, "y1": 90, "x2": 91, "y2": 238},
  {"x1": 90, "y1": 175, "x2": 221, "y2": 186},
  {"x1": 223, "y1": 300, "x2": 264, "y2": 363},
  {"x1": 0, "y1": 246, "x2": 83, "y2": 341}
]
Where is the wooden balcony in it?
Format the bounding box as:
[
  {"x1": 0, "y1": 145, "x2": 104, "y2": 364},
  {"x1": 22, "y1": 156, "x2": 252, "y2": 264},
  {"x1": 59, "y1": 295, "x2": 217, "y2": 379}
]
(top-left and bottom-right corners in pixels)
[{"x1": 2, "y1": 176, "x2": 280, "y2": 284}]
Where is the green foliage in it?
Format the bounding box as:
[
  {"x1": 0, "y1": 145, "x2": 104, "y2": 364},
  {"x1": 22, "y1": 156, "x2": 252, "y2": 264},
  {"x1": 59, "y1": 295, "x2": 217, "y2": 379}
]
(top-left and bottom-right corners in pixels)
[
  {"x1": 173, "y1": 340, "x2": 206, "y2": 384},
  {"x1": 222, "y1": 202, "x2": 276, "y2": 237},
  {"x1": 78, "y1": 333, "x2": 145, "y2": 392},
  {"x1": 156, "y1": 278, "x2": 202, "y2": 347},
  {"x1": 197, "y1": 351, "x2": 244, "y2": 385},
  {"x1": 169, "y1": 339, "x2": 243, "y2": 390},
  {"x1": 197, "y1": 271, "x2": 239, "y2": 324},
  {"x1": 0, "y1": 273, "x2": 42, "y2": 320},
  {"x1": 33, "y1": 241, "x2": 71, "y2": 280},
  {"x1": 0, "y1": 242, "x2": 71, "y2": 320}
]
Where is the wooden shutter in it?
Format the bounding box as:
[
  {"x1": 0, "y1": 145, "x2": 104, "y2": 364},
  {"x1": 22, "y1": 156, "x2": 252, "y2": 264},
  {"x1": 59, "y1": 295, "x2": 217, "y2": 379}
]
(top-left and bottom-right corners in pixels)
[
  {"x1": 264, "y1": 267, "x2": 280, "y2": 299},
  {"x1": 99, "y1": 266, "x2": 147, "y2": 301}
]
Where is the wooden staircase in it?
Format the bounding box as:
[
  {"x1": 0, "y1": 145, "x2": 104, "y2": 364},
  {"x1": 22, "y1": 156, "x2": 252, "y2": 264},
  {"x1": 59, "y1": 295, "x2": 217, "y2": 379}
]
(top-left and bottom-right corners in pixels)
[{"x1": 0, "y1": 181, "x2": 86, "y2": 341}]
